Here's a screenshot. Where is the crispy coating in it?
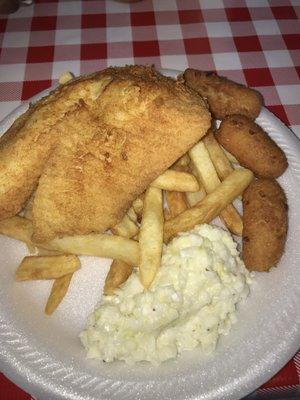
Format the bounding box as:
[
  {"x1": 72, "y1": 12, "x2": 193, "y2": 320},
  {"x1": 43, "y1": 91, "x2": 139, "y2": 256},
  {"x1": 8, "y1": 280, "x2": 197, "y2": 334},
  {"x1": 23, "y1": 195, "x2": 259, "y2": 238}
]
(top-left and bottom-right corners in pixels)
[
  {"x1": 242, "y1": 179, "x2": 287, "y2": 271},
  {"x1": 183, "y1": 68, "x2": 263, "y2": 120},
  {"x1": 216, "y1": 115, "x2": 288, "y2": 178},
  {"x1": 0, "y1": 71, "x2": 115, "y2": 219},
  {"x1": 31, "y1": 66, "x2": 211, "y2": 243}
]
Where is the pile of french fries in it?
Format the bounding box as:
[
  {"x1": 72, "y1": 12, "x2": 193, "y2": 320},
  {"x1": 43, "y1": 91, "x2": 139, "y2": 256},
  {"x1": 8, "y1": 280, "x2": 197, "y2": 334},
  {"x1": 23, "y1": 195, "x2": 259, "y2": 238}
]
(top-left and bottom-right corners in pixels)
[{"x1": 0, "y1": 129, "x2": 253, "y2": 315}]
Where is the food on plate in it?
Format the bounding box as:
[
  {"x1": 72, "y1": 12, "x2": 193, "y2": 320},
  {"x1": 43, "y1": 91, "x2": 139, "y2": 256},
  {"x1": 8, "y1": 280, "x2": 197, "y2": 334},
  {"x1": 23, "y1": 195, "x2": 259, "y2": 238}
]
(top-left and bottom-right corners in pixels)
[
  {"x1": 242, "y1": 179, "x2": 288, "y2": 271},
  {"x1": 0, "y1": 70, "x2": 116, "y2": 221},
  {"x1": 222, "y1": 147, "x2": 239, "y2": 164},
  {"x1": 173, "y1": 153, "x2": 190, "y2": 168},
  {"x1": 139, "y1": 186, "x2": 164, "y2": 288},
  {"x1": 45, "y1": 273, "x2": 74, "y2": 315},
  {"x1": 164, "y1": 169, "x2": 253, "y2": 242},
  {"x1": 58, "y1": 71, "x2": 74, "y2": 85},
  {"x1": 216, "y1": 115, "x2": 288, "y2": 178},
  {"x1": 151, "y1": 169, "x2": 199, "y2": 192},
  {"x1": 111, "y1": 213, "x2": 138, "y2": 238},
  {"x1": 132, "y1": 196, "x2": 144, "y2": 219},
  {"x1": 26, "y1": 66, "x2": 210, "y2": 243},
  {"x1": 166, "y1": 190, "x2": 188, "y2": 219},
  {"x1": 0, "y1": 66, "x2": 289, "y2": 342},
  {"x1": 0, "y1": 215, "x2": 34, "y2": 248},
  {"x1": 185, "y1": 186, "x2": 206, "y2": 207},
  {"x1": 80, "y1": 224, "x2": 252, "y2": 364},
  {"x1": 104, "y1": 260, "x2": 133, "y2": 295},
  {"x1": 183, "y1": 69, "x2": 263, "y2": 120},
  {"x1": 203, "y1": 130, "x2": 234, "y2": 180},
  {"x1": 106, "y1": 200, "x2": 136, "y2": 293},
  {"x1": 126, "y1": 206, "x2": 138, "y2": 223},
  {"x1": 49, "y1": 233, "x2": 140, "y2": 265},
  {"x1": 189, "y1": 140, "x2": 243, "y2": 235},
  {"x1": 15, "y1": 255, "x2": 80, "y2": 281}
]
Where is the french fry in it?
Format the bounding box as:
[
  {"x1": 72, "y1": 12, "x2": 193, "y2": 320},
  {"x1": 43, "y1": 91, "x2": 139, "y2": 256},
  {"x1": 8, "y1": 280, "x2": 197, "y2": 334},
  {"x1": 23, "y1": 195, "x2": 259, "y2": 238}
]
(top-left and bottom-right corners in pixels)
[
  {"x1": 185, "y1": 186, "x2": 206, "y2": 207},
  {"x1": 22, "y1": 193, "x2": 35, "y2": 221},
  {"x1": 49, "y1": 234, "x2": 140, "y2": 266},
  {"x1": 173, "y1": 153, "x2": 190, "y2": 168},
  {"x1": 164, "y1": 207, "x2": 172, "y2": 221},
  {"x1": 139, "y1": 186, "x2": 164, "y2": 288},
  {"x1": 151, "y1": 169, "x2": 199, "y2": 192},
  {"x1": 104, "y1": 260, "x2": 133, "y2": 295},
  {"x1": 222, "y1": 147, "x2": 239, "y2": 164},
  {"x1": 58, "y1": 71, "x2": 74, "y2": 85},
  {"x1": 166, "y1": 191, "x2": 188, "y2": 219},
  {"x1": 111, "y1": 214, "x2": 138, "y2": 238},
  {"x1": 0, "y1": 216, "x2": 34, "y2": 247},
  {"x1": 203, "y1": 131, "x2": 234, "y2": 180},
  {"x1": 127, "y1": 206, "x2": 138, "y2": 223},
  {"x1": 132, "y1": 196, "x2": 144, "y2": 220},
  {"x1": 45, "y1": 273, "x2": 73, "y2": 315},
  {"x1": 37, "y1": 248, "x2": 61, "y2": 256},
  {"x1": 164, "y1": 168, "x2": 253, "y2": 242},
  {"x1": 0, "y1": 216, "x2": 139, "y2": 266},
  {"x1": 106, "y1": 206, "x2": 136, "y2": 293},
  {"x1": 15, "y1": 255, "x2": 80, "y2": 281},
  {"x1": 189, "y1": 141, "x2": 243, "y2": 235}
]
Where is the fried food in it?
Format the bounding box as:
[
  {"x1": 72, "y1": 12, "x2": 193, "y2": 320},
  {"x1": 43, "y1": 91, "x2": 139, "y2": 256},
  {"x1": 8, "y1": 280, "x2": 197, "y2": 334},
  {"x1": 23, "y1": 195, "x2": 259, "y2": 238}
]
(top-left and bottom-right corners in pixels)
[
  {"x1": 203, "y1": 130, "x2": 233, "y2": 180},
  {"x1": 58, "y1": 71, "x2": 74, "y2": 85},
  {"x1": 172, "y1": 153, "x2": 190, "y2": 168},
  {"x1": 111, "y1": 214, "x2": 138, "y2": 238},
  {"x1": 242, "y1": 179, "x2": 287, "y2": 271},
  {"x1": 185, "y1": 187, "x2": 206, "y2": 207},
  {"x1": 28, "y1": 66, "x2": 210, "y2": 243},
  {"x1": 49, "y1": 233, "x2": 140, "y2": 266},
  {"x1": 15, "y1": 255, "x2": 80, "y2": 281},
  {"x1": 216, "y1": 115, "x2": 288, "y2": 178},
  {"x1": 164, "y1": 168, "x2": 253, "y2": 242},
  {"x1": 189, "y1": 141, "x2": 243, "y2": 235},
  {"x1": 0, "y1": 72, "x2": 113, "y2": 220},
  {"x1": 166, "y1": 191, "x2": 188, "y2": 219},
  {"x1": 45, "y1": 273, "x2": 73, "y2": 315},
  {"x1": 104, "y1": 260, "x2": 133, "y2": 295},
  {"x1": 151, "y1": 170, "x2": 199, "y2": 192},
  {"x1": 0, "y1": 215, "x2": 139, "y2": 266},
  {"x1": 139, "y1": 186, "x2": 164, "y2": 288},
  {"x1": 183, "y1": 69, "x2": 263, "y2": 120},
  {"x1": 0, "y1": 216, "x2": 34, "y2": 248}
]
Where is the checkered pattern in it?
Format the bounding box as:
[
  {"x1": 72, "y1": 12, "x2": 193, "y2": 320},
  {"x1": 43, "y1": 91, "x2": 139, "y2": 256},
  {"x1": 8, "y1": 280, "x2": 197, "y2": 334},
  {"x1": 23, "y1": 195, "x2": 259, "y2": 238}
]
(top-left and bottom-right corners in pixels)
[
  {"x1": 0, "y1": 0, "x2": 299, "y2": 398},
  {"x1": 0, "y1": 0, "x2": 299, "y2": 134}
]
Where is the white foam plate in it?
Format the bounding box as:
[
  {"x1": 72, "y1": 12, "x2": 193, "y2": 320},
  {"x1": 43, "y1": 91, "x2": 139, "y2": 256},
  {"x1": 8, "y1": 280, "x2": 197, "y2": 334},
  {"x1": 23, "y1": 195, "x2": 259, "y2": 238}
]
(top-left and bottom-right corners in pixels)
[{"x1": 0, "y1": 69, "x2": 299, "y2": 400}]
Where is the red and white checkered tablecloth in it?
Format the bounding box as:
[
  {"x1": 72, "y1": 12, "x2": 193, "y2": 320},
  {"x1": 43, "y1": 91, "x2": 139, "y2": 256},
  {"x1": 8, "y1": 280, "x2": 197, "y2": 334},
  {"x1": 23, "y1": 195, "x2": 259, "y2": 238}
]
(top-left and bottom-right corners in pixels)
[{"x1": 0, "y1": 0, "x2": 299, "y2": 399}]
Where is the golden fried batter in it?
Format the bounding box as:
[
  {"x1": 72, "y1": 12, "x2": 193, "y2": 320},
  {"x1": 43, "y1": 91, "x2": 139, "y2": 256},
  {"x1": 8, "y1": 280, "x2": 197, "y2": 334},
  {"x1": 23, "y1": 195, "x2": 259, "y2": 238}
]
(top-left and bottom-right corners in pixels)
[
  {"x1": 30, "y1": 66, "x2": 211, "y2": 242},
  {"x1": 183, "y1": 69, "x2": 263, "y2": 120},
  {"x1": 242, "y1": 179, "x2": 287, "y2": 271},
  {"x1": 0, "y1": 71, "x2": 114, "y2": 219},
  {"x1": 216, "y1": 115, "x2": 288, "y2": 178}
]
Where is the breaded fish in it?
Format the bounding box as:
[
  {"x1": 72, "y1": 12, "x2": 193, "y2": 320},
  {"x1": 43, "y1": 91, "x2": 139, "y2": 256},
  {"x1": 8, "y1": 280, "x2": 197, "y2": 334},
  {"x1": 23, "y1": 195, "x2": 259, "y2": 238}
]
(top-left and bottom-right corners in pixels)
[
  {"x1": 31, "y1": 66, "x2": 211, "y2": 242},
  {"x1": 183, "y1": 69, "x2": 263, "y2": 120},
  {"x1": 242, "y1": 179, "x2": 287, "y2": 271},
  {"x1": 0, "y1": 71, "x2": 114, "y2": 220},
  {"x1": 216, "y1": 115, "x2": 288, "y2": 178}
]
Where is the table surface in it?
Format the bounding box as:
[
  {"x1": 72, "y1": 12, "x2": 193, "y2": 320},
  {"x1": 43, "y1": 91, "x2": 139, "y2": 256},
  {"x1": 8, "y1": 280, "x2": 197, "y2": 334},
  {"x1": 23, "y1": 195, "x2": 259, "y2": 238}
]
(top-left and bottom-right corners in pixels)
[{"x1": 0, "y1": 0, "x2": 299, "y2": 399}]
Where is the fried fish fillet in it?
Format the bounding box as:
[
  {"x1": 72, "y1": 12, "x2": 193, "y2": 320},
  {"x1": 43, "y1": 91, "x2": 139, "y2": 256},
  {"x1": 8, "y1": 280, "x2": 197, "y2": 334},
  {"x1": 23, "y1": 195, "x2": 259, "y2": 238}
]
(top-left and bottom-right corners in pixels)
[
  {"x1": 0, "y1": 72, "x2": 113, "y2": 219},
  {"x1": 30, "y1": 66, "x2": 211, "y2": 242}
]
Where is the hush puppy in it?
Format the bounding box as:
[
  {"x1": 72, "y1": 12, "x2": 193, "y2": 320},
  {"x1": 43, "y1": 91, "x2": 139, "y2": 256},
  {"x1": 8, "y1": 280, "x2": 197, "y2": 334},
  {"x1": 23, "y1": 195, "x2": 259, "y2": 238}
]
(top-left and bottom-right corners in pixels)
[
  {"x1": 216, "y1": 115, "x2": 288, "y2": 178},
  {"x1": 242, "y1": 179, "x2": 288, "y2": 271},
  {"x1": 183, "y1": 69, "x2": 263, "y2": 120}
]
